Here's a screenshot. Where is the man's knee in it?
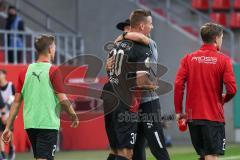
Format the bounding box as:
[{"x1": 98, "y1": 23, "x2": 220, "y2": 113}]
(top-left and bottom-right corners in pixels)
[
  {"x1": 117, "y1": 148, "x2": 133, "y2": 160},
  {"x1": 205, "y1": 155, "x2": 218, "y2": 160},
  {"x1": 110, "y1": 148, "x2": 118, "y2": 155}
]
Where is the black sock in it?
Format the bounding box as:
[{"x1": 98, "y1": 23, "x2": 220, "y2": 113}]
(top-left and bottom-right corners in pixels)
[
  {"x1": 115, "y1": 155, "x2": 129, "y2": 160},
  {"x1": 107, "y1": 153, "x2": 116, "y2": 160},
  {"x1": 1, "y1": 151, "x2": 6, "y2": 159},
  {"x1": 199, "y1": 158, "x2": 204, "y2": 160}
]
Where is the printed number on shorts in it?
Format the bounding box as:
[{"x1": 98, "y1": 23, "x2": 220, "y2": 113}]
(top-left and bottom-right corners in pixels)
[
  {"x1": 130, "y1": 133, "x2": 137, "y2": 145},
  {"x1": 223, "y1": 138, "x2": 226, "y2": 150},
  {"x1": 52, "y1": 145, "x2": 57, "y2": 156},
  {"x1": 110, "y1": 49, "x2": 124, "y2": 76}
]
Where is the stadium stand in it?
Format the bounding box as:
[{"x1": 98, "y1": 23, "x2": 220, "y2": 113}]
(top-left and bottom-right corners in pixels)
[
  {"x1": 230, "y1": 12, "x2": 240, "y2": 29},
  {"x1": 192, "y1": 0, "x2": 209, "y2": 11},
  {"x1": 210, "y1": 12, "x2": 227, "y2": 26},
  {"x1": 233, "y1": 0, "x2": 240, "y2": 10},
  {"x1": 212, "y1": 0, "x2": 231, "y2": 11}
]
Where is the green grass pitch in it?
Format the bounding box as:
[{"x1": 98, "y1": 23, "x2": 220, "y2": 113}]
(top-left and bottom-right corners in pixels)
[{"x1": 15, "y1": 144, "x2": 240, "y2": 160}]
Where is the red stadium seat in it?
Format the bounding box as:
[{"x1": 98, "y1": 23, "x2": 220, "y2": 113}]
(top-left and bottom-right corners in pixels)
[
  {"x1": 210, "y1": 13, "x2": 227, "y2": 26},
  {"x1": 153, "y1": 8, "x2": 166, "y2": 17},
  {"x1": 230, "y1": 12, "x2": 240, "y2": 29},
  {"x1": 233, "y1": 0, "x2": 240, "y2": 10},
  {"x1": 212, "y1": 0, "x2": 231, "y2": 11},
  {"x1": 192, "y1": 0, "x2": 209, "y2": 11},
  {"x1": 181, "y1": 26, "x2": 199, "y2": 37}
]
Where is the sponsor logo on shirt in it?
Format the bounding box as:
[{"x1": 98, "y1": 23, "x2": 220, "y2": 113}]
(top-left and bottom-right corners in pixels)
[
  {"x1": 32, "y1": 71, "x2": 42, "y2": 82},
  {"x1": 191, "y1": 56, "x2": 217, "y2": 64}
]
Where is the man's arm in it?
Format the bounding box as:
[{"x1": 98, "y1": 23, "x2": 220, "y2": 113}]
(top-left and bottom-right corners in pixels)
[
  {"x1": 114, "y1": 32, "x2": 150, "y2": 44},
  {"x1": 50, "y1": 66, "x2": 79, "y2": 127},
  {"x1": 136, "y1": 71, "x2": 158, "y2": 90},
  {"x1": 2, "y1": 93, "x2": 22, "y2": 144},
  {"x1": 105, "y1": 55, "x2": 115, "y2": 73},
  {"x1": 5, "y1": 93, "x2": 22, "y2": 130},
  {"x1": 57, "y1": 93, "x2": 79, "y2": 128},
  {"x1": 5, "y1": 69, "x2": 26, "y2": 130},
  {"x1": 106, "y1": 32, "x2": 150, "y2": 73},
  {"x1": 174, "y1": 56, "x2": 188, "y2": 120},
  {"x1": 222, "y1": 58, "x2": 237, "y2": 103}
]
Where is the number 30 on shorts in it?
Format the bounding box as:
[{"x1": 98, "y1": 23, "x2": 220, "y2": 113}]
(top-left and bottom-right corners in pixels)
[{"x1": 130, "y1": 133, "x2": 137, "y2": 145}]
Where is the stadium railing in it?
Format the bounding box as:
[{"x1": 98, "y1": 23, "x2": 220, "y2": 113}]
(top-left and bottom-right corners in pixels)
[
  {"x1": 0, "y1": 29, "x2": 84, "y2": 64},
  {"x1": 8, "y1": 0, "x2": 78, "y2": 34}
]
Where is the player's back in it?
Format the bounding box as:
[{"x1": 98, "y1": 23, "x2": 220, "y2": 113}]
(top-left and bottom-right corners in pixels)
[
  {"x1": 21, "y1": 62, "x2": 60, "y2": 130},
  {"x1": 109, "y1": 40, "x2": 151, "y2": 108},
  {"x1": 180, "y1": 44, "x2": 233, "y2": 122}
]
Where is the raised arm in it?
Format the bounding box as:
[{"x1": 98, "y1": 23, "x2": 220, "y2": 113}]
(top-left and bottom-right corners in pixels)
[{"x1": 114, "y1": 32, "x2": 150, "y2": 45}]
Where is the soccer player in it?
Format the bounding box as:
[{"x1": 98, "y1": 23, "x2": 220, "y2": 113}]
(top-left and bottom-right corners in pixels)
[
  {"x1": 0, "y1": 69, "x2": 16, "y2": 160},
  {"x1": 174, "y1": 23, "x2": 237, "y2": 160},
  {"x1": 103, "y1": 9, "x2": 169, "y2": 160},
  {"x1": 1, "y1": 34, "x2": 79, "y2": 160},
  {"x1": 113, "y1": 29, "x2": 170, "y2": 160}
]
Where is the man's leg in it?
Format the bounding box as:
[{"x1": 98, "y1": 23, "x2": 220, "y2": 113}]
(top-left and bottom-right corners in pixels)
[
  {"x1": 205, "y1": 155, "x2": 218, "y2": 160},
  {"x1": 202, "y1": 125, "x2": 225, "y2": 160},
  {"x1": 101, "y1": 82, "x2": 119, "y2": 160},
  {"x1": 104, "y1": 109, "x2": 118, "y2": 160},
  {"x1": 114, "y1": 102, "x2": 138, "y2": 160},
  {"x1": 35, "y1": 129, "x2": 58, "y2": 160},
  {"x1": 188, "y1": 124, "x2": 205, "y2": 159},
  {"x1": 9, "y1": 133, "x2": 15, "y2": 160},
  {"x1": 107, "y1": 153, "x2": 116, "y2": 160},
  {"x1": 141, "y1": 100, "x2": 170, "y2": 160},
  {"x1": 132, "y1": 121, "x2": 146, "y2": 160},
  {"x1": 107, "y1": 149, "x2": 117, "y2": 160},
  {"x1": 117, "y1": 148, "x2": 133, "y2": 160},
  {"x1": 26, "y1": 129, "x2": 38, "y2": 159}
]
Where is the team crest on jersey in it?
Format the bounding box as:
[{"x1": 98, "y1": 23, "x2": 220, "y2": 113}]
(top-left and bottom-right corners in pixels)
[{"x1": 119, "y1": 40, "x2": 133, "y2": 51}]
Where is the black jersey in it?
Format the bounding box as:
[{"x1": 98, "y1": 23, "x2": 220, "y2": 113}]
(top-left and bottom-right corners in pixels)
[{"x1": 109, "y1": 40, "x2": 151, "y2": 107}]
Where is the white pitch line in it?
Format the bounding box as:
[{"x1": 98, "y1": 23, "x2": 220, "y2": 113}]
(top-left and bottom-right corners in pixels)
[{"x1": 220, "y1": 156, "x2": 240, "y2": 160}]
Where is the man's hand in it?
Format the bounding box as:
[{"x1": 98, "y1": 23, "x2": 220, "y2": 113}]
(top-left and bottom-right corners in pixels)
[
  {"x1": 1, "y1": 128, "x2": 12, "y2": 144},
  {"x1": 176, "y1": 113, "x2": 182, "y2": 121},
  {"x1": 176, "y1": 113, "x2": 186, "y2": 121},
  {"x1": 136, "y1": 71, "x2": 158, "y2": 90},
  {"x1": 105, "y1": 56, "x2": 115, "y2": 72},
  {"x1": 57, "y1": 94, "x2": 79, "y2": 128}
]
